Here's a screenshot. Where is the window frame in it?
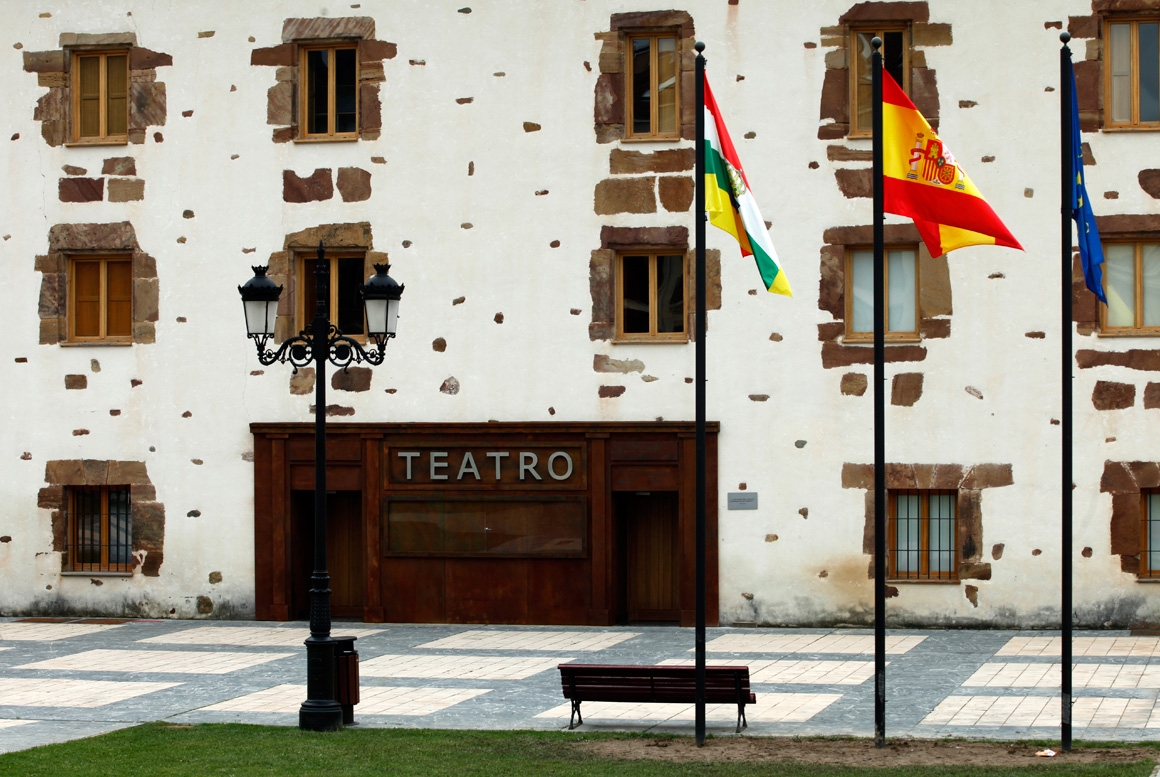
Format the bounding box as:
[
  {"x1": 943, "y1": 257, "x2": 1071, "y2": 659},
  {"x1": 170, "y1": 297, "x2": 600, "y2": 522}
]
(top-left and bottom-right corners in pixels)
[
  {"x1": 614, "y1": 249, "x2": 688, "y2": 343},
  {"x1": 1100, "y1": 240, "x2": 1160, "y2": 335},
  {"x1": 295, "y1": 251, "x2": 368, "y2": 340},
  {"x1": 1141, "y1": 491, "x2": 1160, "y2": 578},
  {"x1": 844, "y1": 245, "x2": 921, "y2": 342},
  {"x1": 624, "y1": 30, "x2": 681, "y2": 141},
  {"x1": 887, "y1": 489, "x2": 958, "y2": 582},
  {"x1": 1103, "y1": 17, "x2": 1160, "y2": 130},
  {"x1": 69, "y1": 49, "x2": 130, "y2": 144},
  {"x1": 848, "y1": 25, "x2": 910, "y2": 139},
  {"x1": 67, "y1": 254, "x2": 133, "y2": 344},
  {"x1": 65, "y1": 485, "x2": 132, "y2": 573},
  {"x1": 298, "y1": 43, "x2": 360, "y2": 141}
]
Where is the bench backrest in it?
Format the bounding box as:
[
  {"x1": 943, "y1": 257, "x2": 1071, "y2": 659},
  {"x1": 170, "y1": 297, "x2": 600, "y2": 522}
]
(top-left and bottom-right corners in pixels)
[{"x1": 559, "y1": 664, "x2": 753, "y2": 704}]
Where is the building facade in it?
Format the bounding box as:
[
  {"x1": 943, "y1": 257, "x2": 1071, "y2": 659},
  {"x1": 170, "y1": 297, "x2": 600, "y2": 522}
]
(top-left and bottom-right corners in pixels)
[{"x1": 2, "y1": 0, "x2": 1159, "y2": 628}]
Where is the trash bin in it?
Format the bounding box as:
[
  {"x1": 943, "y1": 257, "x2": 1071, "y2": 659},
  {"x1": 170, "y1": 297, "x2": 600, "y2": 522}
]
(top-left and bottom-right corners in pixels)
[{"x1": 333, "y1": 635, "x2": 359, "y2": 725}]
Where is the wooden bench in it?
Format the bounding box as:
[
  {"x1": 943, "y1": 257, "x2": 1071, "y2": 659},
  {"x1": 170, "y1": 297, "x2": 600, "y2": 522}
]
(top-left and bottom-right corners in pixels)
[{"x1": 557, "y1": 664, "x2": 755, "y2": 732}]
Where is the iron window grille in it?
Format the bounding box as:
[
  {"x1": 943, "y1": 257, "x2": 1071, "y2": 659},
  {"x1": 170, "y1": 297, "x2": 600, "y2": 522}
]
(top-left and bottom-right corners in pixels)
[
  {"x1": 65, "y1": 485, "x2": 132, "y2": 572},
  {"x1": 889, "y1": 489, "x2": 957, "y2": 581}
]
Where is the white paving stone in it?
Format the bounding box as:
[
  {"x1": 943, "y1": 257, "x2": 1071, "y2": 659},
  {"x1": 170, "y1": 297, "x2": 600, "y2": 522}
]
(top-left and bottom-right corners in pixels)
[
  {"x1": 201, "y1": 684, "x2": 490, "y2": 715},
  {"x1": 704, "y1": 633, "x2": 925, "y2": 655},
  {"x1": 17, "y1": 649, "x2": 294, "y2": 675},
  {"x1": 0, "y1": 720, "x2": 35, "y2": 730},
  {"x1": 0, "y1": 623, "x2": 124, "y2": 642},
  {"x1": 359, "y1": 654, "x2": 568, "y2": 680},
  {"x1": 996, "y1": 636, "x2": 1160, "y2": 658},
  {"x1": 0, "y1": 678, "x2": 180, "y2": 708},
  {"x1": 415, "y1": 630, "x2": 638, "y2": 652},
  {"x1": 922, "y1": 695, "x2": 1160, "y2": 728},
  {"x1": 138, "y1": 626, "x2": 384, "y2": 648},
  {"x1": 964, "y1": 662, "x2": 1160, "y2": 689},
  {"x1": 658, "y1": 658, "x2": 878, "y2": 685}
]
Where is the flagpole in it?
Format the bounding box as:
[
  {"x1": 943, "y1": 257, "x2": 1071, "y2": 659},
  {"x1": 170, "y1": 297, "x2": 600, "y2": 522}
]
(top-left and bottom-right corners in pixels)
[
  {"x1": 693, "y1": 39, "x2": 708, "y2": 748},
  {"x1": 1059, "y1": 30, "x2": 1075, "y2": 754},
  {"x1": 870, "y1": 36, "x2": 887, "y2": 749}
]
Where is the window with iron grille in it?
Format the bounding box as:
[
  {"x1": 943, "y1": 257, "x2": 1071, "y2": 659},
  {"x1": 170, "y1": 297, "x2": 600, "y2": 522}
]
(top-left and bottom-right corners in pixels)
[
  {"x1": 65, "y1": 485, "x2": 132, "y2": 572},
  {"x1": 1141, "y1": 492, "x2": 1160, "y2": 578},
  {"x1": 889, "y1": 489, "x2": 956, "y2": 581}
]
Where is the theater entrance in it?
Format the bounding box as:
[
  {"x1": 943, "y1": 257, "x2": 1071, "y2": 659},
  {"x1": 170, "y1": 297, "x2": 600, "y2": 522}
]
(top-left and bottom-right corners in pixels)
[{"x1": 615, "y1": 491, "x2": 680, "y2": 623}]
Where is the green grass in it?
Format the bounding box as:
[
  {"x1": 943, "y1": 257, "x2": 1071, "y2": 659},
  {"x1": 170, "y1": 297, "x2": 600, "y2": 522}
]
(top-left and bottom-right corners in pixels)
[{"x1": 0, "y1": 724, "x2": 1153, "y2": 777}]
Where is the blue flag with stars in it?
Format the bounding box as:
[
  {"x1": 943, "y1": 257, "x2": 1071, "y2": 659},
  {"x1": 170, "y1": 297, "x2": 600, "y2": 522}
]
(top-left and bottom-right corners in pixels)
[{"x1": 1070, "y1": 61, "x2": 1106, "y2": 304}]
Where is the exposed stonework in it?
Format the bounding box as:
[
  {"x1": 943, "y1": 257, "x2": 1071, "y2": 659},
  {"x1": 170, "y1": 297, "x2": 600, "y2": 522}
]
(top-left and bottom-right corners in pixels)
[
  {"x1": 1092, "y1": 380, "x2": 1136, "y2": 410},
  {"x1": 1103, "y1": 458, "x2": 1160, "y2": 575},
  {"x1": 891, "y1": 372, "x2": 924, "y2": 406},
  {"x1": 440, "y1": 377, "x2": 460, "y2": 395},
  {"x1": 609, "y1": 149, "x2": 695, "y2": 174},
  {"x1": 1145, "y1": 382, "x2": 1160, "y2": 409},
  {"x1": 1139, "y1": 170, "x2": 1160, "y2": 199},
  {"x1": 102, "y1": 157, "x2": 136, "y2": 176},
  {"x1": 840, "y1": 372, "x2": 868, "y2": 396},
  {"x1": 658, "y1": 176, "x2": 693, "y2": 212},
  {"x1": 23, "y1": 35, "x2": 171, "y2": 147},
  {"x1": 40, "y1": 459, "x2": 165, "y2": 577},
  {"x1": 332, "y1": 366, "x2": 372, "y2": 392},
  {"x1": 835, "y1": 168, "x2": 871, "y2": 199},
  {"x1": 37, "y1": 222, "x2": 159, "y2": 345},
  {"x1": 844, "y1": 460, "x2": 1011, "y2": 584},
  {"x1": 251, "y1": 18, "x2": 395, "y2": 142},
  {"x1": 289, "y1": 367, "x2": 315, "y2": 395},
  {"x1": 59, "y1": 178, "x2": 103, "y2": 202},
  {"x1": 598, "y1": 385, "x2": 626, "y2": 398},
  {"x1": 283, "y1": 168, "x2": 333, "y2": 203},
  {"x1": 64, "y1": 374, "x2": 87, "y2": 389},
  {"x1": 817, "y1": 2, "x2": 947, "y2": 140},
  {"x1": 594, "y1": 354, "x2": 644, "y2": 373},
  {"x1": 1078, "y1": 349, "x2": 1160, "y2": 372},
  {"x1": 336, "y1": 167, "x2": 372, "y2": 202},
  {"x1": 594, "y1": 177, "x2": 656, "y2": 215},
  {"x1": 593, "y1": 11, "x2": 696, "y2": 143},
  {"x1": 106, "y1": 178, "x2": 144, "y2": 202}
]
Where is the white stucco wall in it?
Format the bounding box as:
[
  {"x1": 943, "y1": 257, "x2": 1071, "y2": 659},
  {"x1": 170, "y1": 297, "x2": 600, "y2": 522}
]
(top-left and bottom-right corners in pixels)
[{"x1": 0, "y1": 0, "x2": 1156, "y2": 627}]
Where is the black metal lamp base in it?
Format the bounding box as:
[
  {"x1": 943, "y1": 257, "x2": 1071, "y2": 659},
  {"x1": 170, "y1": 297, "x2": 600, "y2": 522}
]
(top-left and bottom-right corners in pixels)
[{"x1": 299, "y1": 700, "x2": 344, "y2": 732}]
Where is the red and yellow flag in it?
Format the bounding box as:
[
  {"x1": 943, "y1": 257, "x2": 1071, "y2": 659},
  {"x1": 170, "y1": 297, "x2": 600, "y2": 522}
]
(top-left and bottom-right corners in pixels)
[{"x1": 883, "y1": 71, "x2": 1022, "y2": 257}]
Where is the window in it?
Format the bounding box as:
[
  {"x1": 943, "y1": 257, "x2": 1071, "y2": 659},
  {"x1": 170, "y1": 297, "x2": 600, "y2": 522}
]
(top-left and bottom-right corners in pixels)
[
  {"x1": 889, "y1": 489, "x2": 956, "y2": 581},
  {"x1": 845, "y1": 247, "x2": 918, "y2": 340},
  {"x1": 1103, "y1": 241, "x2": 1160, "y2": 333},
  {"x1": 1106, "y1": 18, "x2": 1160, "y2": 128},
  {"x1": 72, "y1": 50, "x2": 129, "y2": 142},
  {"x1": 1142, "y1": 492, "x2": 1160, "y2": 578},
  {"x1": 626, "y1": 33, "x2": 679, "y2": 139},
  {"x1": 297, "y1": 253, "x2": 367, "y2": 336},
  {"x1": 300, "y1": 45, "x2": 358, "y2": 139},
  {"x1": 65, "y1": 486, "x2": 132, "y2": 572},
  {"x1": 850, "y1": 27, "x2": 908, "y2": 137},
  {"x1": 616, "y1": 251, "x2": 686, "y2": 341},
  {"x1": 68, "y1": 256, "x2": 132, "y2": 342}
]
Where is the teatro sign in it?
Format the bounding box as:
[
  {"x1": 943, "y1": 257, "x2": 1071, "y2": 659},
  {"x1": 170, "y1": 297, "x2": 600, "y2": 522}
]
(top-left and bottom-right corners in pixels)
[{"x1": 387, "y1": 445, "x2": 584, "y2": 487}]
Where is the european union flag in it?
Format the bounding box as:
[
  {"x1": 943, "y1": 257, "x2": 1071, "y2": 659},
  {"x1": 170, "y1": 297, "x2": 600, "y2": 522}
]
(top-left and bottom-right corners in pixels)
[{"x1": 1070, "y1": 61, "x2": 1106, "y2": 304}]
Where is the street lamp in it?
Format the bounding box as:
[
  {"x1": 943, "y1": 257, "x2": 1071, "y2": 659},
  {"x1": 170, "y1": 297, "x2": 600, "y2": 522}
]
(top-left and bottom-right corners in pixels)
[{"x1": 239, "y1": 243, "x2": 403, "y2": 731}]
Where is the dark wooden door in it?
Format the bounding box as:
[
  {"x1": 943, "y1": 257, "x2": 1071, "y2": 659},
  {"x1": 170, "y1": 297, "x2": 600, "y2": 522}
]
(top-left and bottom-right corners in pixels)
[
  {"x1": 619, "y1": 491, "x2": 680, "y2": 622},
  {"x1": 291, "y1": 490, "x2": 364, "y2": 619}
]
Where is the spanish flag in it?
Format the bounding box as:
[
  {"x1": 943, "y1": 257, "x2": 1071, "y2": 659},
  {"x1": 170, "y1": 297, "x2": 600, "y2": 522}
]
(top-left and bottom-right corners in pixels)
[
  {"x1": 882, "y1": 71, "x2": 1022, "y2": 258},
  {"x1": 703, "y1": 74, "x2": 790, "y2": 296}
]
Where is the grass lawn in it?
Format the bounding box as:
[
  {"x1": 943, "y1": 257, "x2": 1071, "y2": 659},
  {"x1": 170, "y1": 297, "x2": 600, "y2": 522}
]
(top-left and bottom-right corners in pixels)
[{"x1": 0, "y1": 724, "x2": 1155, "y2": 777}]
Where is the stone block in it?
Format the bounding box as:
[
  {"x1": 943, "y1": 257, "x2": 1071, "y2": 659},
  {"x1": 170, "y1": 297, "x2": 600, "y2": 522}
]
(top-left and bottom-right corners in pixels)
[
  {"x1": 839, "y1": 2, "x2": 930, "y2": 24},
  {"x1": 910, "y1": 68, "x2": 940, "y2": 128},
  {"x1": 1129, "y1": 461, "x2": 1160, "y2": 490},
  {"x1": 129, "y1": 47, "x2": 172, "y2": 71},
  {"x1": 38, "y1": 72, "x2": 67, "y2": 88},
  {"x1": 39, "y1": 318, "x2": 62, "y2": 345},
  {"x1": 250, "y1": 43, "x2": 295, "y2": 67},
  {"x1": 45, "y1": 459, "x2": 84, "y2": 486},
  {"x1": 107, "y1": 178, "x2": 145, "y2": 202},
  {"x1": 658, "y1": 176, "x2": 693, "y2": 212},
  {"x1": 282, "y1": 16, "x2": 375, "y2": 43},
  {"x1": 59, "y1": 178, "x2": 104, "y2": 203},
  {"x1": 609, "y1": 148, "x2": 695, "y2": 174},
  {"x1": 594, "y1": 177, "x2": 656, "y2": 215},
  {"x1": 37, "y1": 486, "x2": 62, "y2": 510},
  {"x1": 129, "y1": 81, "x2": 166, "y2": 129},
  {"x1": 961, "y1": 463, "x2": 1013, "y2": 490},
  {"x1": 133, "y1": 320, "x2": 156, "y2": 344},
  {"x1": 332, "y1": 366, "x2": 372, "y2": 392},
  {"x1": 283, "y1": 222, "x2": 372, "y2": 251},
  {"x1": 50, "y1": 221, "x2": 137, "y2": 252},
  {"x1": 890, "y1": 373, "x2": 924, "y2": 406},
  {"x1": 80, "y1": 459, "x2": 109, "y2": 485},
  {"x1": 101, "y1": 157, "x2": 137, "y2": 176},
  {"x1": 140, "y1": 550, "x2": 163, "y2": 576},
  {"x1": 919, "y1": 251, "x2": 952, "y2": 316},
  {"x1": 337, "y1": 167, "x2": 372, "y2": 202},
  {"x1": 841, "y1": 462, "x2": 873, "y2": 490},
  {"x1": 588, "y1": 250, "x2": 614, "y2": 341},
  {"x1": 23, "y1": 50, "x2": 65, "y2": 73},
  {"x1": 835, "y1": 168, "x2": 871, "y2": 198},
  {"x1": 921, "y1": 318, "x2": 951, "y2": 339},
  {"x1": 818, "y1": 68, "x2": 848, "y2": 125},
  {"x1": 598, "y1": 385, "x2": 626, "y2": 398},
  {"x1": 840, "y1": 373, "x2": 867, "y2": 396},
  {"x1": 38, "y1": 273, "x2": 64, "y2": 318},
  {"x1": 107, "y1": 460, "x2": 150, "y2": 485},
  {"x1": 1140, "y1": 170, "x2": 1160, "y2": 199},
  {"x1": 133, "y1": 501, "x2": 165, "y2": 552},
  {"x1": 1092, "y1": 380, "x2": 1136, "y2": 410},
  {"x1": 35, "y1": 254, "x2": 64, "y2": 274},
  {"x1": 283, "y1": 169, "x2": 334, "y2": 203},
  {"x1": 1101, "y1": 460, "x2": 1138, "y2": 494},
  {"x1": 912, "y1": 23, "x2": 953, "y2": 46},
  {"x1": 817, "y1": 245, "x2": 844, "y2": 319},
  {"x1": 134, "y1": 277, "x2": 159, "y2": 322},
  {"x1": 360, "y1": 39, "x2": 398, "y2": 62},
  {"x1": 132, "y1": 252, "x2": 157, "y2": 279},
  {"x1": 599, "y1": 226, "x2": 688, "y2": 248},
  {"x1": 827, "y1": 145, "x2": 872, "y2": 162},
  {"x1": 1068, "y1": 14, "x2": 1099, "y2": 38},
  {"x1": 360, "y1": 83, "x2": 382, "y2": 132},
  {"x1": 594, "y1": 354, "x2": 644, "y2": 374},
  {"x1": 290, "y1": 367, "x2": 316, "y2": 395},
  {"x1": 821, "y1": 342, "x2": 926, "y2": 369},
  {"x1": 594, "y1": 73, "x2": 624, "y2": 126},
  {"x1": 266, "y1": 81, "x2": 293, "y2": 126},
  {"x1": 818, "y1": 321, "x2": 845, "y2": 341},
  {"x1": 1145, "y1": 383, "x2": 1160, "y2": 409},
  {"x1": 64, "y1": 374, "x2": 87, "y2": 390},
  {"x1": 1110, "y1": 492, "x2": 1141, "y2": 555}
]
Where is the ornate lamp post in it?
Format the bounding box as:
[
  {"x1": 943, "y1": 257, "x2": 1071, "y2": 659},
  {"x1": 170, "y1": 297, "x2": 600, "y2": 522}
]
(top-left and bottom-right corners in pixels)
[{"x1": 239, "y1": 243, "x2": 403, "y2": 731}]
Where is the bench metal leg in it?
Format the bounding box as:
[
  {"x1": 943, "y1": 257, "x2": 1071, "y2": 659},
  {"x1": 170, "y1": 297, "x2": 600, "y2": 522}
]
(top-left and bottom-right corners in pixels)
[
  {"x1": 569, "y1": 699, "x2": 583, "y2": 730},
  {"x1": 736, "y1": 704, "x2": 748, "y2": 733}
]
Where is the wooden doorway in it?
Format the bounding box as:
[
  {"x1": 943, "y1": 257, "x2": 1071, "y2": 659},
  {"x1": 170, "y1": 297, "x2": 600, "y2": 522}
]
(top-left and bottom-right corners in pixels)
[
  {"x1": 615, "y1": 491, "x2": 680, "y2": 623},
  {"x1": 290, "y1": 490, "x2": 365, "y2": 619}
]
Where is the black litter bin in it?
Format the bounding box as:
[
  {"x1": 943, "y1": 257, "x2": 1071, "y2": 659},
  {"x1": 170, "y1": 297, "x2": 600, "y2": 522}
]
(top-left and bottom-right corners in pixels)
[{"x1": 333, "y1": 635, "x2": 360, "y2": 725}]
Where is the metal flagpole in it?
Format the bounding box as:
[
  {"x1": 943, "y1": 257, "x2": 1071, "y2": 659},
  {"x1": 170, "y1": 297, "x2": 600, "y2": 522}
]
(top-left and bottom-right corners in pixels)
[
  {"x1": 871, "y1": 36, "x2": 887, "y2": 749},
  {"x1": 694, "y1": 39, "x2": 708, "y2": 748},
  {"x1": 1059, "y1": 30, "x2": 1075, "y2": 753}
]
